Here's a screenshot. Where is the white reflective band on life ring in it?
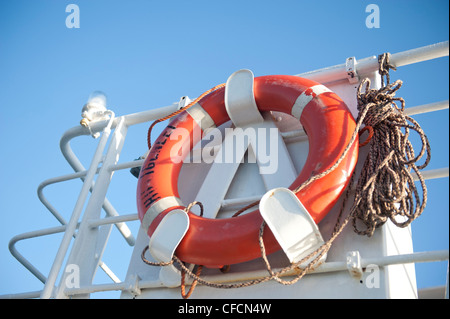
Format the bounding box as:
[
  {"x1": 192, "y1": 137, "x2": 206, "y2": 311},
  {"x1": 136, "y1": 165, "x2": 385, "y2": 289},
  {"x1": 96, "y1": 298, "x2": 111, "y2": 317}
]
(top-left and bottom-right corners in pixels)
[
  {"x1": 291, "y1": 84, "x2": 332, "y2": 120},
  {"x1": 186, "y1": 102, "x2": 216, "y2": 132},
  {"x1": 142, "y1": 196, "x2": 183, "y2": 230}
]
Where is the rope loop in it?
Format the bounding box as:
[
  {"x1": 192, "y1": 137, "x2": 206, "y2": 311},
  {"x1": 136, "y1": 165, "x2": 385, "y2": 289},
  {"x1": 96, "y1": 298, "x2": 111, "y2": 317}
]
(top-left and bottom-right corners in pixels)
[
  {"x1": 359, "y1": 125, "x2": 374, "y2": 147},
  {"x1": 184, "y1": 201, "x2": 204, "y2": 217},
  {"x1": 141, "y1": 245, "x2": 174, "y2": 267},
  {"x1": 378, "y1": 52, "x2": 397, "y2": 87},
  {"x1": 181, "y1": 265, "x2": 203, "y2": 299}
]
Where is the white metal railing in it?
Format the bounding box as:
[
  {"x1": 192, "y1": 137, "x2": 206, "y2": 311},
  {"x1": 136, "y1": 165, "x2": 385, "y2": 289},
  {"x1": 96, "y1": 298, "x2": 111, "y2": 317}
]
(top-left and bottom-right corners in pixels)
[
  {"x1": 3, "y1": 41, "x2": 449, "y2": 299},
  {"x1": 61, "y1": 249, "x2": 449, "y2": 297},
  {"x1": 296, "y1": 41, "x2": 449, "y2": 83}
]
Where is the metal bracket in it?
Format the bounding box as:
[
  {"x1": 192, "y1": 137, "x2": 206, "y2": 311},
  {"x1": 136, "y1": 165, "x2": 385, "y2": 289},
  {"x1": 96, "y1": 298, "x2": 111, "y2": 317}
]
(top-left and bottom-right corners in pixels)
[
  {"x1": 177, "y1": 96, "x2": 192, "y2": 110},
  {"x1": 148, "y1": 209, "x2": 190, "y2": 288},
  {"x1": 259, "y1": 188, "x2": 326, "y2": 266},
  {"x1": 124, "y1": 274, "x2": 141, "y2": 297},
  {"x1": 224, "y1": 69, "x2": 264, "y2": 127},
  {"x1": 345, "y1": 57, "x2": 359, "y2": 84},
  {"x1": 346, "y1": 251, "x2": 363, "y2": 279}
]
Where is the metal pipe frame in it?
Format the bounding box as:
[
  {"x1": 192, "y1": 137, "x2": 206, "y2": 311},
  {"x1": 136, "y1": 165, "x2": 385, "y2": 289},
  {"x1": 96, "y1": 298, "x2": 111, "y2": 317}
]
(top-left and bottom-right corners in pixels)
[
  {"x1": 40, "y1": 112, "x2": 117, "y2": 299},
  {"x1": 5, "y1": 249, "x2": 447, "y2": 298},
  {"x1": 42, "y1": 104, "x2": 180, "y2": 298},
  {"x1": 53, "y1": 103, "x2": 179, "y2": 246},
  {"x1": 59, "y1": 127, "x2": 135, "y2": 247},
  {"x1": 61, "y1": 249, "x2": 449, "y2": 296},
  {"x1": 296, "y1": 41, "x2": 449, "y2": 84}
]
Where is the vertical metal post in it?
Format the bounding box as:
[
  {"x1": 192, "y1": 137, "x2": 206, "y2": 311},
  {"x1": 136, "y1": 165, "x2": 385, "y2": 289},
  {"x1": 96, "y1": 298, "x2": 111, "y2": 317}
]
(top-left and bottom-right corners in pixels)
[
  {"x1": 60, "y1": 127, "x2": 135, "y2": 246},
  {"x1": 55, "y1": 117, "x2": 128, "y2": 298},
  {"x1": 40, "y1": 114, "x2": 115, "y2": 299}
]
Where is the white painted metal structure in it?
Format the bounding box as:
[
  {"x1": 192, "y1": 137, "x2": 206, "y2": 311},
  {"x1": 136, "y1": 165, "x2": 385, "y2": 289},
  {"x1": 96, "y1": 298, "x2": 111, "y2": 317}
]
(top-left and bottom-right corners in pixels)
[{"x1": 3, "y1": 41, "x2": 449, "y2": 299}]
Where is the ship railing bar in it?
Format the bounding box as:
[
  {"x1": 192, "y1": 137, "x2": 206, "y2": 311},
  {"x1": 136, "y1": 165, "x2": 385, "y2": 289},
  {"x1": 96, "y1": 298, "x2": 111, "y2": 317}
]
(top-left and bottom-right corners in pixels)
[
  {"x1": 88, "y1": 213, "x2": 139, "y2": 228},
  {"x1": 390, "y1": 41, "x2": 449, "y2": 68},
  {"x1": 38, "y1": 165, "x2": 135, "y2": 246},
  {"x1": 4, "y1": 248, "x2": 447, "y2": 298},
  {"x1": 9, "y1": 218, "x2": 123, "y2": 288},
  {"x1": 281, "y1": 99, "x2": 449, "y2": 140},
  {"x1": 98, "y1": 261, "x2": 121, "y2": 284},
  {"x1": 16, "y1": 163, "x2": 140, "y2": 285},
  {"x1": 37, "y1": 164, "x2": 139, "y2": 235},
  {"x1": 109, "y1": 159, "x2": 145, "y2": 172},
  {"x1": 60, "y1": 249, "x2": 449, "y2": 296},
  {"x1": 404, "y1": 100, "x2": 449, "y2": 116},
  {"x1": 219, "y1": 167, "x2": 449, "y2": 210},
  {"x1": 0, "y1": 290, "x2": 43, "y2": 299},
  {"x1": 68, "y1": 103, "x2": 179, "y2": 138},
  {"x1": 38, "y1": 163, "x2": 144, "y2": 224},
  {"x1": 40, "y1": 114, "x2": 117, "y2": 299},
  {"x1": 8, "y1": 225, "x2": 71, "y2": 284},
  {"x1": 59, "y1": 127, "x2": 135, "y2": 247},
  {"x1": 37, "y1": 168, "x2": 100, "y2": 226},
  {"x1": 199, "y1": 250, "x2": 450, "y2": 287},
  {"x1": 64, "y1": 279, "x2": 164, "y2": 296},
  {"x1": 296, "y1": 41, "x2": 449, "y2": 83},
  {"x1": 412, "y1": 167, "x2": 449, "y2": 181}
]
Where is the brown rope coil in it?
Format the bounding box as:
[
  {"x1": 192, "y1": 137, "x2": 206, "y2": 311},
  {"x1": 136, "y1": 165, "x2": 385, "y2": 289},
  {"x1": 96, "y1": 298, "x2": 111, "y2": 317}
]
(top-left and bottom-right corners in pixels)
[{"x1": 351, "y1": 77, "x2": 431, "y2": 236}]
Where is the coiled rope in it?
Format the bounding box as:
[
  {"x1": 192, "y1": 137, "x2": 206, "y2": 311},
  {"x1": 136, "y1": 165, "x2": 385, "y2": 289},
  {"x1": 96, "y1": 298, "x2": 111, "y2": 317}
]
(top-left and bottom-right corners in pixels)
[
  {"x1": 141, "y1": 53, "x2": 431, "y2": 298},
  {"x1": 351, "y1": 78, "x2": 430, "y2": 236}
]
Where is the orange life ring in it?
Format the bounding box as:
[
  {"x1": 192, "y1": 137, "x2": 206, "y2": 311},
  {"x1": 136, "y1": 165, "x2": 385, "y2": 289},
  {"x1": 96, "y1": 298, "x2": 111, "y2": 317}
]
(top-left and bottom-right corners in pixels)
[{"x1": 137, "y1": 75, "x2": 358, "y2": 268}]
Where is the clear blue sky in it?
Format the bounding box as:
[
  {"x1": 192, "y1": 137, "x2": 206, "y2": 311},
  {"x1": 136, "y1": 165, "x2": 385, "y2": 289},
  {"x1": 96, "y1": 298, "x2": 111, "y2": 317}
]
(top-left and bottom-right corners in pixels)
[{"x1": 0, "y1": 0, "x2": 448, "y2": 298}]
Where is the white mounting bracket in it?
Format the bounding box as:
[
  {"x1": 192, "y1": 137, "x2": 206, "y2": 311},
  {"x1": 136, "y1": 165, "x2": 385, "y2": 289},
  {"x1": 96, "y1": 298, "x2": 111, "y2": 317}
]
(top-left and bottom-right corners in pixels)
[
  {"x1": 177, "y1": 96, "x2": 192, "y2": 110},
  {"x1": 346, "y1": 251, "x2": 363, "y2": 279},
  {"x1": 225, "y1": 69, "x2": 264, "y2": 127},
  {"x1": 259, "y1": 188, "x2": 326, "y2": 266},
  {"x1": 345, "y1": 57, "x2": 359, "y2": 84},
  {"x1": 124, "y1": 273, "x2": 141, "y2": 297},
  {"x1": 148, "y1": 209, "x2": 190, "y2": 287}
]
